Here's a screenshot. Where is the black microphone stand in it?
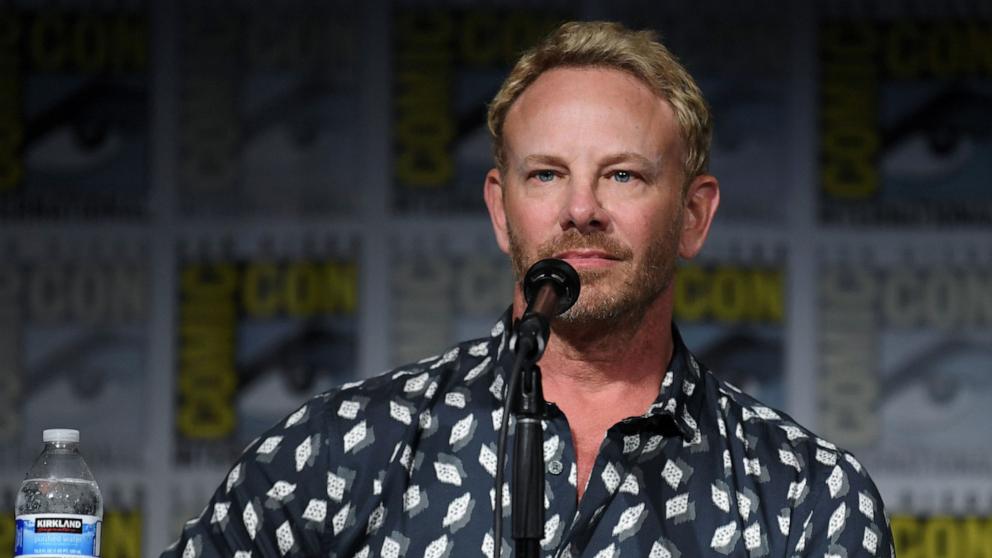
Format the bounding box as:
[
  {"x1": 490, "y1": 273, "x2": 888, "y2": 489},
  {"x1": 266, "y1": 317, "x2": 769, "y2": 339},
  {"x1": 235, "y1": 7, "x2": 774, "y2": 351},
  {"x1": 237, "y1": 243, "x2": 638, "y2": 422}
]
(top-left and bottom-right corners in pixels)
[
  {"x1": 510, "y1": 332, "x2": 546, "y2": 558},
  {"x1": 494, "y1": 258, "x2": 579, "y2": 558}
]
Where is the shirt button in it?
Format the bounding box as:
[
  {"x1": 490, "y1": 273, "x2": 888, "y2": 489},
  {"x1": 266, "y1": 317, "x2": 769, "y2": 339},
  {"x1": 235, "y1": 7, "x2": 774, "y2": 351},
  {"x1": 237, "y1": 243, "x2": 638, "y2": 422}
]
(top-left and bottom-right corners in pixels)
[{"x1": 548, "y1": 460, "x2": 564, "y2": 475}]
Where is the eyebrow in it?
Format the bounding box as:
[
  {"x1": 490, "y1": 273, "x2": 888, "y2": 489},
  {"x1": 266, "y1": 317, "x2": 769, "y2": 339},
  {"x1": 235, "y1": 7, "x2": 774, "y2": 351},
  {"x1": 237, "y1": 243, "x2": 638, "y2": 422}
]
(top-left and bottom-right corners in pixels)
[
  {"x1": 600, "y1": 152, "x2": 663, "y2": 173},
  {"x1": 518, "y1": 154, "x2": 568, "y2": 171},
  {"x1": 517, "y1": 152, "x2": 662, "y2": 174}
]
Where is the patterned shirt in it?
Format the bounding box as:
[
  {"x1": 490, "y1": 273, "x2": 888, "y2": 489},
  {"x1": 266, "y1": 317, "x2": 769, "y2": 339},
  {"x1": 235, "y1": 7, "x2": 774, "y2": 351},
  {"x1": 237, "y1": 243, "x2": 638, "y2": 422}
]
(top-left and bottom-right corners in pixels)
[{"x1": 163, "y1": 310, "x2": 894, "y2": 557}]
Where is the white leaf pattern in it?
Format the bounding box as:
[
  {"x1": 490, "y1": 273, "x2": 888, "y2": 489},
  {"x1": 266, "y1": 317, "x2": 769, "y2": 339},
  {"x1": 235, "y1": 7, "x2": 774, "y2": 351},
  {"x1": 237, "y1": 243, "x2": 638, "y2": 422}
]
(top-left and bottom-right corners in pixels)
[
  {"x1": 449, "y1": 414, "x2": 475, "y2": 447},
  {"x1": 612, "y1": 502, "x2": 646, "y2": 535},
  {"x1": 276, "y1": 520, "x2": 294, "y2": 555},
  {"x1": 225, "y1": 463, "x2": 241, "y2": 493},
  {"x1": 302, "y1": 499, "x2": 327, "y2": 522},
  {"x1": 327, "y1": 471, "x2": 346, "y2": 502},
  {"x1": 243, "y1": 503, "x2": 259, "y2": 540},
  {"x1": 465, "y1": 356, "x2": 491, "y2": 381},
  {"x1": 710, "y1": 521, "x2": 737, "y2": 550},
  {"x1": 211, "y1": 502, "x2": 229, "y2": 524},
  {"x1": 390, "y1": 401, "x2": 413, "y2": 425},
  {"x1": 602, "y1": 462, "x2": 621, "y2": 493},
  {"x1": 256, "y1": 436, "x2": 282, "y2": 455},
  {"x1": 295, "y1": 436, "x2": 312, "y2": 472},
  {"x1": 619, "y1": 474, "x2": 640, "y2": 495},
  {"x1": 266, "y1": 481, "x2": 296, "y2": 501},
  {"x1": 424, "y1": 535, "x2": 449, "y2": 558},
  {"x1": 712, "y1": 483, "x2": 730, "y2": 513},
  {"x1": 442, "y1": 492, "x2": 472, "y2": 527},
  {"x1": 828, "y1": 502, "x2": 848, "y2": 539},
  {"x1": 743, "y1": 522, "x2": 761, "y2": 550},
  {"x1": 435, "y1": 461, "x2": 462, "y2": 486},
  {"x1": 479, "y1": 444, "x2": 497, "y2": 477},
  {"x1": 343, "y1": 421, "x2": 368, "y2": 453},
  {"x1": 332, "y1": 503, "x2": 351, "y2": 535},
  {"x1": 284, "y1": 405, "x2": 308, "y2": 428},
  {"x1": 338, "y1": 400, "x2": 360, "y2": 419}
]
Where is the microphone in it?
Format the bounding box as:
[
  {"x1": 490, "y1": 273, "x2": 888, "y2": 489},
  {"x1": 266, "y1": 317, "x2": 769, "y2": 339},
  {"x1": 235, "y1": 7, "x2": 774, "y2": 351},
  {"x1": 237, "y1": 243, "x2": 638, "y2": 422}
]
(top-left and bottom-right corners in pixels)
[
  {"x1": 497, "y1": 258, "x2": 580, "y2": 558},
  {"x1": 512, "y1": 258, "x2": 581, "y2": 361}
]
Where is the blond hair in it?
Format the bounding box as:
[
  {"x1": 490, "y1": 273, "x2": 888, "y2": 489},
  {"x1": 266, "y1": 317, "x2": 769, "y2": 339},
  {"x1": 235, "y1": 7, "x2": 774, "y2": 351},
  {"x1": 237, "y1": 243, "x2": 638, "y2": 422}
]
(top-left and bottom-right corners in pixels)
[{"x1": 487, "y1": 21, "x2": 712, "y2": 185}]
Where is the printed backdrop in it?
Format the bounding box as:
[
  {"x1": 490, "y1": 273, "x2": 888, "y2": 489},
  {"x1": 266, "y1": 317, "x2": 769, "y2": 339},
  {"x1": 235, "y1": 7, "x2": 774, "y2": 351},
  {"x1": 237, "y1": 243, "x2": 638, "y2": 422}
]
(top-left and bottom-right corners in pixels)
[{"x1": 0, "y1": 1, "x2": 990, "y2": 556}]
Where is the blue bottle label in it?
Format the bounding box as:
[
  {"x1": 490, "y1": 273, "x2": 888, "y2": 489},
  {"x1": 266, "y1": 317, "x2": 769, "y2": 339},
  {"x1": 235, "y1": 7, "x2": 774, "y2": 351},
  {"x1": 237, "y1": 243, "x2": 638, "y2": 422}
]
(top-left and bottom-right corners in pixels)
[{"x1": 14, "y1": 514, "x2": 101, "y2": 557}]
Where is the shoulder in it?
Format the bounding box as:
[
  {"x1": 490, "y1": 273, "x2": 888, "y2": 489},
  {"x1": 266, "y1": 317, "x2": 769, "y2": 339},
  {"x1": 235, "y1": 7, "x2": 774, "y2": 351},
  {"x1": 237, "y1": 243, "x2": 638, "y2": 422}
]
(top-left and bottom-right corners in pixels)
[
  {"x1": 701, "y1": 369, "x2": 891, "y2": 553},
  {"x1": 304, "y1": 334, "x2": 497, "y2": 440},
  {"x1": 322, "y1": 335, "x2": 495, "y2": 407},
  {"x1": 703, "y1": 367, "x2": 882, "y2": 501}
]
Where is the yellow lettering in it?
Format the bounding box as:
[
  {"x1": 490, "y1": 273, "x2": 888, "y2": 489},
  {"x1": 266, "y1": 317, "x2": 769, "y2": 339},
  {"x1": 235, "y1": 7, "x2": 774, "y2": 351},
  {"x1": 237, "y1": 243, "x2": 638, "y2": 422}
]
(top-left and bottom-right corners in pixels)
[
  {"x1": 924, "y1": 516, "x2": 959, "y2": 558},
  {"x1": 892, "y1": 516, "x2": 921, "y2": 558},
  {"x1": 820, "y1": 23, "x2": 879, "y2": 200},
  {"x1": 0, "y1": 512, "x2": 12, "y2": 556},
  {"x1": 242, "y1": 263, "x2": 281, "y2": 318},
  {"x1": 961, "y1": 516, "x2": 992, "y2": 557},
  {"x1": 752, "y1": 269, "x2": 784, "y2": 322},
  {"x1": 322, "y1": 262, "x2": 357, "y2": 314},
  {"x1": 820, "y1": 118, "x2": 879, "y2": 198},
  {"x1": 102, "y1": 509, "x2": 142, "y2": 558},
  {"x1": 674, "y1": 265, "x2": 707, "y2": 321},
  {"x1": 283, "y1": 262, "x2": 317, "y2": 316},
  {"x1": 394, "y1": 10, "x2": 454, "y2": 188},
  {"x1": 893, "y1": 515, "x2": 992, "y2": 558},
  {"x1": 177, "y1": 263, "x2": 237, "y2": 439},
  {"x1": 241, "y1": 261, "x2": 357, "y2": 317},
  {"x1": 711, "y1": 266, "x2": 748, "y2": 321},
  {"x1": 393, "y1": 85, "x2": 454, "y2": 185},
  {"x1": 885, "y1": 22, "x2": 992, "y2": 79},
  {"x1": 674, "y1": 265, "x2": 783, "y2": 323}
]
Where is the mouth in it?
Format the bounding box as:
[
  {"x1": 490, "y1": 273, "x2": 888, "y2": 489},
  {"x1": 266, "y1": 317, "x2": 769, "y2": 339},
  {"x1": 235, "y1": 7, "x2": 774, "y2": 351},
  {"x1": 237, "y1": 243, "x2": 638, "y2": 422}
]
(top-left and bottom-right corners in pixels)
[{"x1": 552, "y1": 250, "x2": 621, "y2": 269}]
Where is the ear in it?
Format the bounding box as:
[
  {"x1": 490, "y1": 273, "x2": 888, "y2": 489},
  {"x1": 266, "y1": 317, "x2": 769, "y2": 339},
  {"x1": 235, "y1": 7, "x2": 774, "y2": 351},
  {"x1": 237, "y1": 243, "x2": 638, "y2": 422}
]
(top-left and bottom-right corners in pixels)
[
  {"x1": 484, "y1": 168, "x2": 511, "y2": 255},
  {"x1": 678, "y1": 174, "x2": 720, "y2": 260}
]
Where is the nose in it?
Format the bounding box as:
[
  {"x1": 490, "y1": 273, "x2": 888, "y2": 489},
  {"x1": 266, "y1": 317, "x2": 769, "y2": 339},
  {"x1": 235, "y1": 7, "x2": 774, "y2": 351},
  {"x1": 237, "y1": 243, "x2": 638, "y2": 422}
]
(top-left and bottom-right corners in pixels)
[{"x1": 559, "y1": 176, "x2": 609, "y2": 234}]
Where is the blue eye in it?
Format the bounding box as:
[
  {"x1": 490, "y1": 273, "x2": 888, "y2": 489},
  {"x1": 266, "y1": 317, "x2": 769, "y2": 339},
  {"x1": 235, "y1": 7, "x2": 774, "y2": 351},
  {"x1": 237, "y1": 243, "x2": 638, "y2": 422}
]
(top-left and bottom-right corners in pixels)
[
  {"x1": 535, "y1": 170, "x2": 556, "y2": 182},
  {"x1": 612, "y1": 171, "x2": 632, "y2": 183}
]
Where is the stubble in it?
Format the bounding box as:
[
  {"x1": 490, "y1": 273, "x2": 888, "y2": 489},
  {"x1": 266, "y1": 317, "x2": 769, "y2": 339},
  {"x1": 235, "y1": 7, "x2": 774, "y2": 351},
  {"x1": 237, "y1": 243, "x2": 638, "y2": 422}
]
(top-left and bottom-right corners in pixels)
[{"x1": 507, "y1": 210, "x2": 683, "y2": 331}]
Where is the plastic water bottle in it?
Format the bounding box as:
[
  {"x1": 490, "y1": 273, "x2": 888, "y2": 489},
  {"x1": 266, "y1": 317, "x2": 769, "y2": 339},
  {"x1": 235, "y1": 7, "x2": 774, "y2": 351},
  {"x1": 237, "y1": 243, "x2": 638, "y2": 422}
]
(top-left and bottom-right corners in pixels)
[{"x1": 14, "y1": 429, "x2": 103, "y2": 557}]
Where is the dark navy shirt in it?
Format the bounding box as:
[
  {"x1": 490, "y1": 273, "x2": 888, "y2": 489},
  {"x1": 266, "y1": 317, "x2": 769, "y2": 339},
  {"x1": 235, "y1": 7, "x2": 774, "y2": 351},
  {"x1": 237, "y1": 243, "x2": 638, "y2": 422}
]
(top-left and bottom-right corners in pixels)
[{"x1": 163, "y1": 310, "x2": 894, "y2": 557}]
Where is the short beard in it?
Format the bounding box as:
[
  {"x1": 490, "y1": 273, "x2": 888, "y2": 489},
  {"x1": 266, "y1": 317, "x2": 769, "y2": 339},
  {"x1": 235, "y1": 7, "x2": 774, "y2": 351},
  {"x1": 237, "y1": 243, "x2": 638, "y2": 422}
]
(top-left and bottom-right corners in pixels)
[{"x1": 507, "y1": 212, "x2": 682, "y2": 332}]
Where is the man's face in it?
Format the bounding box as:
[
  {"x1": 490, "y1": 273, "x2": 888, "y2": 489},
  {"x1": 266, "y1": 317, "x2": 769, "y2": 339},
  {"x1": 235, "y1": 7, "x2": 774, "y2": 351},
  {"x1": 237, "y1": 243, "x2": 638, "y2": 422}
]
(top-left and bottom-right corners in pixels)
[{"x1": 485, "y1": 67, "x2": 709, "y2": 326}]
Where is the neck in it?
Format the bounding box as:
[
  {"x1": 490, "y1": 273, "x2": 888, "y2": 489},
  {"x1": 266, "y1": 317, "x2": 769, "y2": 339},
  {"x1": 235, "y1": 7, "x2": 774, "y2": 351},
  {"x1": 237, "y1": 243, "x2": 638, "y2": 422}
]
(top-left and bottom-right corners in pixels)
[{"x1": 510, "y1": 286, "x2": 675, "y2": 396}]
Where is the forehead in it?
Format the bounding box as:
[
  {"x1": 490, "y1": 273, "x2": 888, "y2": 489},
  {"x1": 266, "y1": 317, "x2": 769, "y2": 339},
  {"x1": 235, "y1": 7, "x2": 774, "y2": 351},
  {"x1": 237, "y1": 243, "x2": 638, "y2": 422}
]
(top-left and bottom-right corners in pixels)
[{"x1": 502, "y1": 67, "x2": 680, "y2": 164}]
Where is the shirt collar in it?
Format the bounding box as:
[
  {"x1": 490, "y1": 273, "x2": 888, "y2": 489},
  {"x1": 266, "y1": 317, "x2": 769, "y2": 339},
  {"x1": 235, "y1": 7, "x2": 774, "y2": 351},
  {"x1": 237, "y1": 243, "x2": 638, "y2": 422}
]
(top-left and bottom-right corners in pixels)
[
  {"x1": 487, "y1": 308, "x2": 703, "y2": 442},
  {"x1": 640, "y1": 324, "x2": 703, "y2": 442}
]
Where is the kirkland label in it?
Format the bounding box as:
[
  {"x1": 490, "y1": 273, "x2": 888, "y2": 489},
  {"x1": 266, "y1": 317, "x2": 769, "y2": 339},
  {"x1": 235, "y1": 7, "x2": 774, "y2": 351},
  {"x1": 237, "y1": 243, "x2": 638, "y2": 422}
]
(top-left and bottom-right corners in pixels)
[{"x1": 14, "y1": 514, "x2": 101, "y2": 557}]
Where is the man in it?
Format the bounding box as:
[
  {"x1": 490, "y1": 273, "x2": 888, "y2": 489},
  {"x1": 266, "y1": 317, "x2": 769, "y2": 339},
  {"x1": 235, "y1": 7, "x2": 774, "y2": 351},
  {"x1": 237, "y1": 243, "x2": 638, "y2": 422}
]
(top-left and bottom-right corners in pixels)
[{"x1": 164, "y1": 21, "x2": 893, "y2": 557}]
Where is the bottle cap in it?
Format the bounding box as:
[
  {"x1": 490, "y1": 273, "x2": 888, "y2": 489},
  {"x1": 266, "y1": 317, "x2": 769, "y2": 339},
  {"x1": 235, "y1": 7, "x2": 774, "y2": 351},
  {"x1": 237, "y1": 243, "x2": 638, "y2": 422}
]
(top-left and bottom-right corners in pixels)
[{"x1": 43, "y1": 429, "x2": 80, "y2": 443}]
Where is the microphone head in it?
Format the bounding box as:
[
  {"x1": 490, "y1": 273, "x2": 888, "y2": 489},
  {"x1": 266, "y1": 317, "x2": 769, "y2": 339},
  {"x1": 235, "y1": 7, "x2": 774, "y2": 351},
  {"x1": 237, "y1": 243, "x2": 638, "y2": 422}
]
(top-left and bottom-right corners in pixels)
[{"x1": 523, "y1": 258, "x2": 581, "y2": 316}]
